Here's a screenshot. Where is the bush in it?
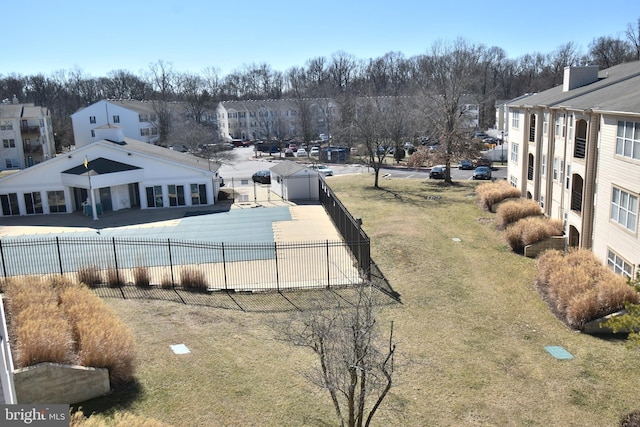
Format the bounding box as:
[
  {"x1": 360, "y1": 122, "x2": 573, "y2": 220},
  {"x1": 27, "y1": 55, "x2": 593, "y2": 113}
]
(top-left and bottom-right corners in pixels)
[
  {"x1": 495, "y1": 199, "x2": 542, "y2": 229},
  {"x1": 4, "y1": 278, "x2": 75, "y2": 367},
  {"x1": 77, "y1": 265, "x2": 102, "y2": 287},
  {"x1": 133, "y1": 266, "x2": 151, "y2": 288},
  {"x1": 504, "y1": 216, "x2": 564, "y2": 253},
  {"x1": 621, "y1": 411, "x2": 640, "y2": 427},
  {"x1": 107, "y1": 268, "x2": 125, "y2": 288},
  {"x1": 58, "y1": 284, "x2": 136, "y2": 386},
  {"x1": 535, "y1": 248, "x2": 640, "y2": 329},
  {"x1": 180, "y1": 267, "x2": 208, "y2": 292},
  {"x1": 475, "y1": 181, "x2": 521, "y2": 211},
  {"x1": 160, "y1": 275, "x2": 174, "y2": 289}
]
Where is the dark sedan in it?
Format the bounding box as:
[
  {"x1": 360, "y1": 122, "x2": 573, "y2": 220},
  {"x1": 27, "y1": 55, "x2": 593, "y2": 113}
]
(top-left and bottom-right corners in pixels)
[
  {"x1": 472, "y1": 166, "x2": 492, "y2": 180},
  {"x1": 252, "y1": 170, "x2": 271, "y2": 184},
  {"x1": 429, "y1": 166, "x2": 446, "y2": 179}
]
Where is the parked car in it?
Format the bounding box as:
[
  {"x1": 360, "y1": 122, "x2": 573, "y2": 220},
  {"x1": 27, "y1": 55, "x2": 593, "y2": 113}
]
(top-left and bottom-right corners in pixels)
[
  {"x1": 476, "y1": 158, "x2": 493, "y2": 168},
  {"x1": 288, "y1": 143, "x2": 298, "y2": 152},
  {"x1": 308, "y1": 164, "x2": 333, "y2": 176},
  {"x1": 252, "y1": 170, "x2": 271, "y2": 184},
  {"x1": 284, "y1": 148, "x2": 294, "y2": 157},
  {"x1": 472, "y1": 166, "x2": 492, "y2": 180},
  {"x1": 459, "y1": 159, "x2": 473, "y2": 170},
  {"x1": 310, "y1": 146, "x2": 320, "y2": 157},
  {"x1": 296, "y1": 148, "x2": 308, "y2": 157},
  {"x1": 429, "y1": 166, "x2": 446, "y2": 179}
]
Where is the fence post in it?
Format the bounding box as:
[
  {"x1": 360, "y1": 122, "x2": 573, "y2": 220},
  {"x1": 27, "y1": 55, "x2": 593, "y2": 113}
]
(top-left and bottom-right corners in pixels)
[
  {"x1": 168, "y1": 239, "x2": 175, "y2": 288},
  {"x1": 274, "y1": 242, "x2": 280, "y2": 292},
  {"x1": 56, "y1": 236, "x2": 63, "y2": 276},
  {"x1": 112, "y1": 237, "x2": 125, "y2": 298},
  {"x1": 221, "y1": 242, "x2": 228, "y2": 291},
  {"x1": 326, "y1": 240, "x2": 330, "y2": 289},
  {"x1": 0, "y1": 241, "x2": 6, "y2": 279}
]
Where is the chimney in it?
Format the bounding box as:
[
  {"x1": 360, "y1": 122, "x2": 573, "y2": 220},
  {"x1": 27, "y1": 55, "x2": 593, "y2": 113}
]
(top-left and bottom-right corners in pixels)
[{"x1": 563, "y1": 65, "x2": 599, "y2": 92}]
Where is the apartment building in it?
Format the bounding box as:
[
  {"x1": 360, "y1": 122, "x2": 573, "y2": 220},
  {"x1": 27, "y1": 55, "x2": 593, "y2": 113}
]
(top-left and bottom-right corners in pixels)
[
  {"x1": 507, "y1": 61, "x2": 640, "y2": 279},
  {"x1": 216, "y1": 99, "x2": 337, "y2": 142},
  {"x1": 0, "y1": 96, "x2": 56, "y2": 170},
  {"x1": 71, "y1": 100, "x2": 165, "y2": 147}
]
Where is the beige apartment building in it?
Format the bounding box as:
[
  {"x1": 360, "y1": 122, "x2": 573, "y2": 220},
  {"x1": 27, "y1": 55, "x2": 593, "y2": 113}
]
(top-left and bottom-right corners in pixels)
[{"x1": 507, "y1": 61, "x2": 640, "y2": 279}]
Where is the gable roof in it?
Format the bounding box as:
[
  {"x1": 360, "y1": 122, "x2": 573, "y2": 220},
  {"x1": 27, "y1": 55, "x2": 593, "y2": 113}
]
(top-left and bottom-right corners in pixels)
[
  {"x1": 270, "y1": 160, "x2": 308, "y2": 177},
  {"x1": 509, "y1": 61, "x2": 640, "y2": 114}
]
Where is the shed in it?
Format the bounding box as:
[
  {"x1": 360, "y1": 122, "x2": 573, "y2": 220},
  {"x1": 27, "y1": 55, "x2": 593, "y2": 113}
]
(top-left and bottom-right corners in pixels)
[{"x1": 270, "y1": 161, "x2": 320, "y2": 201}]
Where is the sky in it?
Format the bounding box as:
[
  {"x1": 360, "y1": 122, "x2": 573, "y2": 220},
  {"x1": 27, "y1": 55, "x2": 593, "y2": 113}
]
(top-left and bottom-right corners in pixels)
[{"x1": 3, "y1": 0, "x2": 638, "y2": 79}]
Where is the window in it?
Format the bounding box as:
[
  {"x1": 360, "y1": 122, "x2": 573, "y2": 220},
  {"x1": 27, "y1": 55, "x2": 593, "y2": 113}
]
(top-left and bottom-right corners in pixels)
[
  {"x1": 146, "y1": 186, "x2": 163, "y2": 208},
  {"x1": 139, "y1": 114, "x2": 148, "y2": 122},
  {"x1": 568, "y1": 114, "x2": 574, "y2": 140},
  {"x1": 610, "y1": 187, "x2": 638, "y2": 232},
  {"x1": 91, "y1": 130, "x2": 95, "y2": 138},
  {"x1": 3, "y1": 139, "x2": 15, "y2": 148},
  {"x1": 151, "y1": 127, "x2": 158, "y2": 136},
  {"x1": 47, "y1": 191, "x2": 67, "y2": 213},
  {"x1": 566, "y1": 165, "x2": 570, "y2": 189},
  {"x1": 0, "y1": 193, "x2": 19, "y2": 216},
  {"x1": 510, "y1": 143, "x2": 519, "y2": 163},
  {"x1": 0, "y1": 121, "x2": 12, "y2": 130},
  {"x1": 607, "y1": 249, "x2": 633, "y2": 279},
  {"x1": 190, "y1": 184, "x2": 207, "y2": 205},
  {"x1": 616, "y1": 121, "x2": 640, "y2": 160},
  {"x1": 24, "y1": 192, "x2": 43, "y2": 214},
  {"x1": 511, "y1": 110, "x2": 520, "y2": 128},
  {"x1": 555, "y1": 113, "x2": 566, "y2": 137},
  {"x1": 112, "y1": 115, "x2": 120, "y2": 124},
  {"x1": 168, "y1": 185, "x2": 186, "y2": 206},
  {"x1": 89, "y1": 116, "x2": 96, "y2": 124},
  {"x1": 541, "y1": 154, "x2": 547, "y2": 176},
  {"x1": 510, "y1": 175, "x2": 518, "y2": 187},
  {"x1": 140, "y1": 128, "x2": 150, "y2": 136},
  {"x1": 540, "y1": 195, "x2": 545, "y2": 208},
  {"x1": 543, "y1": 112, "x2": 548, "y2": 135}
]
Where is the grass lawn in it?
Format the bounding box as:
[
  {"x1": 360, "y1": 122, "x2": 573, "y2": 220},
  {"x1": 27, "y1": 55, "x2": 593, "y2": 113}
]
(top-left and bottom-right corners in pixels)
[{"x1": 76, "y1": 174, "x2": 639, "y2": 426}]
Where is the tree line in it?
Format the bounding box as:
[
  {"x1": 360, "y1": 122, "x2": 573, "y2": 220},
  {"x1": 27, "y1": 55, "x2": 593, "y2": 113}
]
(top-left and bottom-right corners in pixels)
[{"x1": 1, "y1": 18, "x2": 639, "y2": 153}]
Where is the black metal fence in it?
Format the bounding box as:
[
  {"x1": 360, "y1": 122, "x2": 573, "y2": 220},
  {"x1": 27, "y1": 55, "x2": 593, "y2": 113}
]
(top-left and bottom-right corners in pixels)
[
  {"x1": 318, "y1": 179, "x2": 371, "y2": 277},
  {"x1": 0, "y1": 237, "x2": 365, "y2": 293}
]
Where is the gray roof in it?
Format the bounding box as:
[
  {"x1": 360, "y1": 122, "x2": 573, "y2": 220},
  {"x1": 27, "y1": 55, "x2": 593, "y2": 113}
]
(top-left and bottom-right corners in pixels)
[
  {"x1": 101, "y1": 138, "x2": 221, "y2": 173},
  {"x1": 509, "y1": 61, "x2": 640, "y2": 114},
  {"x1": 270, "y1": 160, "x2": 307, "y2": 177}
]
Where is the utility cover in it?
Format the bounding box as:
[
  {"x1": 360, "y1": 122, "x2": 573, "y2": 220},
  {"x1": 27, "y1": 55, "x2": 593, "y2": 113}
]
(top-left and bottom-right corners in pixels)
[
  {"x1": 545, "y1": 345, "x2": 573, "y2": 360},
  {"x1": 452, "y1": 238, "x2": 461, "y2": 242},
  {"x1": 170, "y1": 344, "x2": 190, "y2": 355}
]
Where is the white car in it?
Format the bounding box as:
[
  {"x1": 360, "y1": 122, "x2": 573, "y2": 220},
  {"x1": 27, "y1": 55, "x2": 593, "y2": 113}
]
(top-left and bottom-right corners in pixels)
[
  {"x1": 310, "y1": 147, "x2": 320, "y2": 157},
  {"x1": 296, "y1": 148, "x2": 308, "y2": 157},
  {"x1": 308, "y1": 164, "x2": 333, "y2": 176}
]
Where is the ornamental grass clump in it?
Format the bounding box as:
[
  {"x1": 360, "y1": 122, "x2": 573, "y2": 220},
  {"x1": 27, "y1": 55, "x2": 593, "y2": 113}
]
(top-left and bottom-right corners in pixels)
[
  {"x1": 77, "y1": 265, "x2": 102, "y2": 287},
  {"x1": 475, "y1": 180, "x2": 521, "y2": 211},
  {"x1": 504, "y1": 216, "x2": 564, "y2": 253},
  {"x1": 58, "y1": 283, "x2": 136, "y2": 386},
  {"x1": 535, "y1": 248, "x2": 640, "y2": 329},
  {"x1": 4, "y1": 277, "x2": 75, "y2": 367},
  {"x1": 132, "y1": 266, "x2": 151, "y2": 288},
  {"x1": 495, "y1": 198, "x2": 543, "y2": 229},
  {"x1": 180, "y1": 267, "x2": 208, "y2": 292}
]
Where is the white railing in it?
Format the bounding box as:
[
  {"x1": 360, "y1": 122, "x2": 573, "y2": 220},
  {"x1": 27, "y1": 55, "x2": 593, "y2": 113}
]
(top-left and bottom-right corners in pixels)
[{"x1": 0, "y1": 295, "x2": 16, "y2": 404}]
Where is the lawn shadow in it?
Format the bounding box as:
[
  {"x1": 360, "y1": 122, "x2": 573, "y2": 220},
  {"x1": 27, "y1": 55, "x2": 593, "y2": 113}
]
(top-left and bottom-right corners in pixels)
[{"x1": 71, "y1": 379, "x2": 144, "y2": 419}]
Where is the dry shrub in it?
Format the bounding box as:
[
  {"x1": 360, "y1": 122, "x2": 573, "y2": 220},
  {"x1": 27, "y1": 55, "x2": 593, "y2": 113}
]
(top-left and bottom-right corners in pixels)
[
  {"x1": 70, "y1": 410, "x2": 172, "y2": 427},
  {"x1": 536, "y1": 248, "x2": 640, "y2": 329},
  {"x1": 106, "y1": 268, "x2": 124, "y2": 288},
  {"x1": 4, "y1": 278, "x2": 75, "y2": 367},
  {"x1": 504, "y1": 217, "x2": 564, "y2": 252},
  {"x1": 180, "y1": 267, "x2": 208, "y2": 292},
  {"x1": 77, "y1": 265, "x2": 102, "y2": 287},
  {"x1": 133, "y1": 266, "x2": 151, "y2": 288},
  {"x1": 495, "y1": 199, "x2": 542, "y2": 229},
  {"x1": 475, "y1": 180, "x2": 521, "y2": 211},
  {"x1": 59, "y1": 284, "x2": 135, "y2": 386},
  {"x1": 621, "y1": 411, "x2": 640, "y2": 427}
]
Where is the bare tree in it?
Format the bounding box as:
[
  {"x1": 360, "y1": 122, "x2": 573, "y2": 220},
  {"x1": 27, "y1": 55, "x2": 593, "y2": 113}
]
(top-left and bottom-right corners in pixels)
[
  {"x1": 415, "y1": 39, "x2": 484, "y2": 183},
  {"x1": 146, "y1": 60, "x2": 179, "y2": 143},
  {"x1": 276, "y1": 284, "x2": 396, "y2": 427},
  {"x1": 351, "y1": 96, "x2": 392, "y2": 188},
  {"x1": 626, "y1": 17, "x2": 640, "y2": 61},
  {"x1": 588, "y1": 36, "x2": 633, "y2": 68}
]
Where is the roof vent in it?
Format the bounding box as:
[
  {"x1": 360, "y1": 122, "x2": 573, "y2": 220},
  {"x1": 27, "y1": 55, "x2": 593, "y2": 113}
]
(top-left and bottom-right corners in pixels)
[{"x1": 563, "y1": 65, "x2": 599, "y2": 92}]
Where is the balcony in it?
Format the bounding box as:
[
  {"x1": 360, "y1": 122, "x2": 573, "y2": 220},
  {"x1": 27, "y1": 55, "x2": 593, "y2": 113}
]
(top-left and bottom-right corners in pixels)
[
  {"x1": 574, "y1": 137, "x2": 586, "y2": 159},
  {"x1": 20, "y1": 125, "x2": 40, "y2": 135},
  {"x1": 23, "y1": 144, "x2": 43, "y2": 154}
]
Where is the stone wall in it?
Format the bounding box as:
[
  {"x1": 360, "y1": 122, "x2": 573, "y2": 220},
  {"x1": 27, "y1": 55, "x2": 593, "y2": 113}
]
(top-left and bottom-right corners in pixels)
[
  {"x1": 524, "y1": 236, "x2": 567, "y2": 258},
  {"x1": 14, "y1": 363, "x2": 110, "y2": 404}
]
